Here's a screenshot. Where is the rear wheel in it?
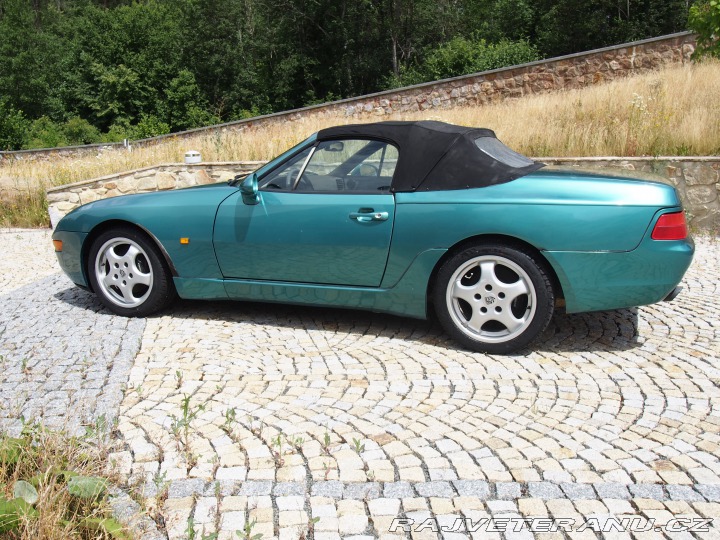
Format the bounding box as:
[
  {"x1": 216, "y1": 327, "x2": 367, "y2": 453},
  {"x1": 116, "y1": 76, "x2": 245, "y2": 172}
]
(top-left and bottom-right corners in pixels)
[
  {"x1": 87, "y1": 227, "x2": 176, "y2": 317},
  {"x1": 434, "y1": 244, "x2": 554, "y2": 354}
]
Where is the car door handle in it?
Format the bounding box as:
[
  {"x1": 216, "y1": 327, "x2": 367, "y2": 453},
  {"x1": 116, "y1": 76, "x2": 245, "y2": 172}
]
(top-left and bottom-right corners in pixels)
[{"x1": 349, "y1": 211, "x2": 389, "y2": 222}]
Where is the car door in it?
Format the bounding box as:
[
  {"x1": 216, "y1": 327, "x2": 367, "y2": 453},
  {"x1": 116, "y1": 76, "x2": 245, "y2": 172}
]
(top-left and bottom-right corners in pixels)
[{"x1": 213, "y1": 139, "x2": 398, "y2": 287}]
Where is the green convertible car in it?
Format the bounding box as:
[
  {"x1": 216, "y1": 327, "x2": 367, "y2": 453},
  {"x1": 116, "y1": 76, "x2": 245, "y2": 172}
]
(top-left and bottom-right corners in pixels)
[{"x1": 52, "y1": 121, "x2": 693, "y2": 353}]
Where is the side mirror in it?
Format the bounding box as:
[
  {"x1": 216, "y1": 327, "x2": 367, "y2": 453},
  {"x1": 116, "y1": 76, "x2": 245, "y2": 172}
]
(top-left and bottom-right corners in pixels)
[{"x1": 240, "y1": 173, "x2": 259, "y2": 205}]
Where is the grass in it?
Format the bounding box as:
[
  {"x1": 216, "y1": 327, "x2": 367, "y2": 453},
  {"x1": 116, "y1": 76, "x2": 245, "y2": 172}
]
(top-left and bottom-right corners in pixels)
[
  {"x1": 1, "y1": 59, "x2": 719, "y2": 228},
  {"x1": 0, "y1": 421, "x2": 128, "y2": 539},
  {"x1": 0, "y1": 190, "x2": 50, "y2": 228}
]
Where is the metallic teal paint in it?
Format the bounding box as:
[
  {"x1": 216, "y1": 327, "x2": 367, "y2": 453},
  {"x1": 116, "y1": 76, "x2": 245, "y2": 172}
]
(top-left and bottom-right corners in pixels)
[
  {"x1": 52, "y1": 230, "x2": 88, "y2": 286},
  {"x1": 214, "y1": 191, "x2": 396, "y2": 287},
  {"x1": 221, "y1": 248, "x2": 444, "y2": 318},
  {"x1": 52, "y1": 156, "x2": 693, "y2": 321},
  {"x1": 173, "y1": 277, "x2": 228, "y2": 299},
  {"x1": 545, "y1": 235, "x2": 694, "y2": 312},
  {"x1": 54, "y1": 183, "x2": 237, "y2": 281}
]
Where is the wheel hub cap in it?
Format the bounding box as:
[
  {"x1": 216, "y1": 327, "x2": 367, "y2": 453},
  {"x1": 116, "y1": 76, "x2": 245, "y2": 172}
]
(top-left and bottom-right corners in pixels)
[
  {"x1": 95, "y1": 237, "x2": 154, "y2": 309},
  {"x1": 446, "y1": 255, "x2": 537, "y2": 344}
]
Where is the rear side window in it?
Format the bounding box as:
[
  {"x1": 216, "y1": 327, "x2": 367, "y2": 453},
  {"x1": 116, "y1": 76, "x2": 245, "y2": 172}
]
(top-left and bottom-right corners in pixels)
[{"x1": 475, "y1": 137, "x2": 534, "y2": 168}]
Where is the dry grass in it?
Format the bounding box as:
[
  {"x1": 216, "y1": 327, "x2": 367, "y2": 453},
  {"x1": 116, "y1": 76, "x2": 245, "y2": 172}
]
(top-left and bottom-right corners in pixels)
[
  {"x1": 442, "y1": 59, "x2": 720, "y2": 158},
  {"x1": 0, "y1": 190, "x2": 50, "y2": 228},
  {"x1": 1, "y1": 59, "x2": 718, "y2": 227},
  {"x1": 0, "y1": 423, "x2": 125, "y2": 539}
]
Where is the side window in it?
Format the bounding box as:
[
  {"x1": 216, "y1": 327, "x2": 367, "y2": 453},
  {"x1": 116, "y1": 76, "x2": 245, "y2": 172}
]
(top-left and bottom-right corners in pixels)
[
  {"x1": 296, "y1": 139, "x2": 398, "y2": 192},
  {"x1": 259, "y1": 147, "x2": 312, "y2": 190}
]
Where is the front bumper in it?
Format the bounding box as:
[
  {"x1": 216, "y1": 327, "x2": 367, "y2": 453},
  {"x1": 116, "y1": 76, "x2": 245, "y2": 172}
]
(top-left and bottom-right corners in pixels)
[{"x1": 52, "y1": 229, "x2": 89, "y2": 287}]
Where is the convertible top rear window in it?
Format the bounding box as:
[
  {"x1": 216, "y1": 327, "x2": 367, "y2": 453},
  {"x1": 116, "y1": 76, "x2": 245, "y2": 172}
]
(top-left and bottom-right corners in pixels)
[{"x1": 475, "y1": 137, "x2": 535, "y2": 169}]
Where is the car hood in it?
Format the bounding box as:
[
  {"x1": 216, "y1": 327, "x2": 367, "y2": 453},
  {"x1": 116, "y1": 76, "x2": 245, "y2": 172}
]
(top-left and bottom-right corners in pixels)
[{"x1": 55, "y1": 182, "x2": 238, "y2": 233}]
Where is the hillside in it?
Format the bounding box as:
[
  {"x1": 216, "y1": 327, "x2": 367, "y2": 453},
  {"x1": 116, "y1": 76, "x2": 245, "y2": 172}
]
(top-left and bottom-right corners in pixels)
[{"x1": 1, "y1": 59, "x2": 719, "y2": 227}]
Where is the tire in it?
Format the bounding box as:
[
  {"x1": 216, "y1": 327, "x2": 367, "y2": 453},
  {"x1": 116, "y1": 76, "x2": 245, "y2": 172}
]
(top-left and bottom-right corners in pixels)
[
  {"x1": 87, "y1": 226, "x2": 177, "y2": 317},
  {"x1": 433, "y1": 244, "x2": 554, "y2": 354}
]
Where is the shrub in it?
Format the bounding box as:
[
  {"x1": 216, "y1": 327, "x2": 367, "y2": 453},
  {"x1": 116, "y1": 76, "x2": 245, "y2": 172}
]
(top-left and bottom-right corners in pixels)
[
  {"x1": 0, "y1": 100, "x2": 29, "y2": 151},
  {"x1": 400, "y1": 37, "x2": 540, "y2": 85},
  {"x1": 128, "y1": 114, "x2": 171, "y2": 140},
  {"x1": 63, "y1": 117, "x2": 102, "y2": 146},
  {"x1": 689, "y1": 0, "x2": 720, "y2": 58},
  {"x1": 25, "y1": 117, "x2": 68, "y2": 149}
]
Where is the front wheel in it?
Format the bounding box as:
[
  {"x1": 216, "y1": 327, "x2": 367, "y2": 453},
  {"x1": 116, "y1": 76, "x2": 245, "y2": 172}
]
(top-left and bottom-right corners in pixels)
[
  {"x1": 434, "y1": 244, "x2": 555, "y2": 354},
  {"x1": 87, "y1": 227, "x2": 176, "y2": 317}
]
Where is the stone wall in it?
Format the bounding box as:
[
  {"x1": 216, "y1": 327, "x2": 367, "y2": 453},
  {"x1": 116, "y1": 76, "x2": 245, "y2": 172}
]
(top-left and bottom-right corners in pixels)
[
  {"x1": 4, "y1": 32, "x2": 696, "y2": 163},
  {"x1": 47, "y1": 156, "x2": 719, "y2": 230}
]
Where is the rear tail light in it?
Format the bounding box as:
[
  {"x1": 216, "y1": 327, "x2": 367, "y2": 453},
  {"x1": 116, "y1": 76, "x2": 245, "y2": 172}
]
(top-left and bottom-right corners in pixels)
[{"x1": 651, "y1": 212, "x2": 687, "y2": 240}]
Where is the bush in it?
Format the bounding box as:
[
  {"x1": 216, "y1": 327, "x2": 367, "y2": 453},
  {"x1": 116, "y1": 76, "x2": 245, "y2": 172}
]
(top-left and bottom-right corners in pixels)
[
  {"x1": 689, "y1": 0, "x2": 720, "y2": 58},
  {"x1": 400, "y1": 37, "x2": 540, "y2": 85},
  {"x1": 25, "y1": 117, "x2": 67, "y2": 149},
  {"x1": 128, "y1": 114, "x2": 170, "y2": 140},
  {"x1": 0, "y1": 100, "x2": 29, "y2": 151},
  {"x1": 63, "y1": 117, "x2": 101, "y2": 146}
]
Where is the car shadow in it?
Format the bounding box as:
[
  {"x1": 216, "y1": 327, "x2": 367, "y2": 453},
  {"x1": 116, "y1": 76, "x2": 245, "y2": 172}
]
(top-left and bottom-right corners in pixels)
[
  {"x1": 164, "y1": 297, "x2": 642, "y2": 355},
  {"x1": 53, "y1": 285, "x2": 641, "y2": 355},
  {"x1": 53, "y1": 285, "x2": 107, "y2": 312}
]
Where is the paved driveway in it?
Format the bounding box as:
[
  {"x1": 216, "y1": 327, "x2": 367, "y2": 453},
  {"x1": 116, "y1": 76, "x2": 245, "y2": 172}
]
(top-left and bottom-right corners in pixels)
[{"x1": 1, "y1": 229, "x2": 719, "y2": 540}]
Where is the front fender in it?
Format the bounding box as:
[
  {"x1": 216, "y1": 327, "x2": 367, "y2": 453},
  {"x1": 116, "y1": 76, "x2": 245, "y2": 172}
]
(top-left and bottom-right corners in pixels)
[{"x1": 55, "y1": 183, "x2": 238, "y2": 280}]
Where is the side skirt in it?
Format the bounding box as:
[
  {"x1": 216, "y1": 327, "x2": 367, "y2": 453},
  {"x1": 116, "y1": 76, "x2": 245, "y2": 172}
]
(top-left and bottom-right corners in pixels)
[{"x1": 173, "y1": 249, "x2": 446, "y2": 320}]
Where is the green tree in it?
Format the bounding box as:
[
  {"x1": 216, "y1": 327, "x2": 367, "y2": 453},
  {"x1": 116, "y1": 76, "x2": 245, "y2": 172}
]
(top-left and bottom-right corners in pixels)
[
  {"x1": 84, "y1": 63, "x2": 151, "y2": 129},
  {"x1": 26, "y1": 117, "x2": 67, "y2": 149},
  {"x1": 0, "y1": 0, "x2": 69, "y2": 120},
  {"x1": 0, "y1": 99, "x2": 28, "y2": 150},
  {"x1": 398, "y1": 37, "x2": 540, "y2": 85},
  {"x1": 164, "y1": 70, "x2": 218, "y2": 131},
  {"x1": 480, "y1": 0, "x2": 535, "y2": 42},
  {"x1": 67, "y1": 0, "x2": 185, "y2": 127},
  {"x1": 533, "y1": 0, "x2": 692, "y2": 57},
  {"x1": 179, "y1": 0, "x2": 269, "y2": 116},
  {"x1": 689, "y1": 0, "x2": 720, "y2": 57},
  {"x1": 129, "y1": 115, "x2": 171, "y2": 140},
  {"x1": 62, "y1": 117, "x2": 101, "y2": 145},
  {"x1": 0, "y1": 0, "x2": 700, "y2": 149}
]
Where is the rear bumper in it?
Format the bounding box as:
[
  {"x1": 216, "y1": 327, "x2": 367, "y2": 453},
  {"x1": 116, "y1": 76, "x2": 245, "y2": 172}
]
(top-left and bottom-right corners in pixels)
[
  {"x1": 544, "y1": 237, "x2": 694, "y2": 313},
  {"x1": 663, "y1": 285, "x2": 682, "y2": 302}
]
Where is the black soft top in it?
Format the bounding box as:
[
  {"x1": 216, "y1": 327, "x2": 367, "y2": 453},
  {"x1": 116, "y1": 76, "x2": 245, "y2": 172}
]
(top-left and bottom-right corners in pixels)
[{"x1": 317, "y1": 120, "x2": 543, "y2": 192}]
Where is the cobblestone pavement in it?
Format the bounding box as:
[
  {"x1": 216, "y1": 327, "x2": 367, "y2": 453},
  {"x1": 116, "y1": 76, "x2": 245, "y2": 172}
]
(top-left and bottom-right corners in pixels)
[
  {"x1": 1, "y1": 230, "x2": 719, "y2": 539},
  {"x1": 112, "y1": 238, "x2": 720, "y2": 540},
  {"x1": 0, "y1": 228, "x2": 145, "y2": 436},
  {"x1": 0, "y1": 228, "x2": 56, "y2": 294}
]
